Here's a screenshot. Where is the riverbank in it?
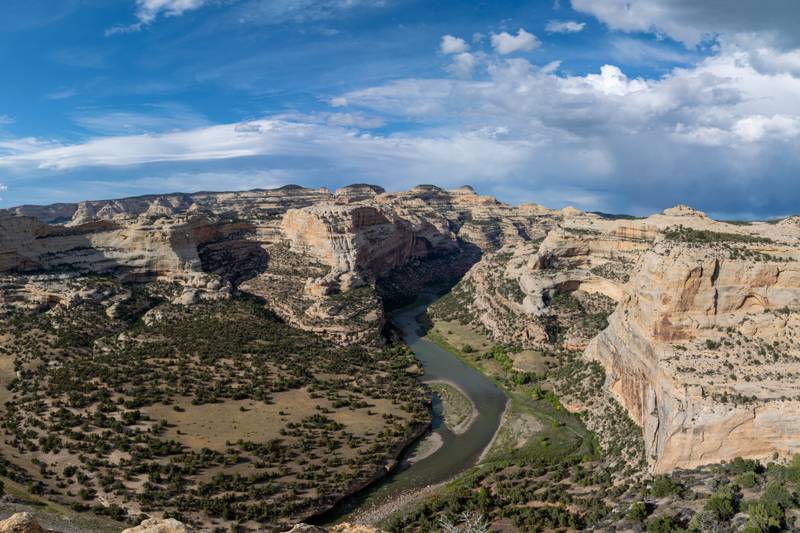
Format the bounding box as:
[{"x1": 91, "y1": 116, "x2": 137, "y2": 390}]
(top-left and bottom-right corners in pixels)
[
  {"x1": 426, "y1": 380, "x2": 477, "y2": 435},
  {"x1": 315, "y1": 296, "x2": 508, "y2": 527}
]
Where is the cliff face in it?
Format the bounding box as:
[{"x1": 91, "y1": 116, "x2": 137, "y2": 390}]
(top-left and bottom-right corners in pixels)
[
  {"x1": 436, "y1": 203, "x2": 800, "y2": 471},
  {"x1": 0, "y1": 214, "x2": 209, "y2": 279},
  {"x1": 281, "y1": 204, "x2": 428, "y2": 286},
  {"x1": 588, "y1": 244, "x2": 800, "y2": 472}
]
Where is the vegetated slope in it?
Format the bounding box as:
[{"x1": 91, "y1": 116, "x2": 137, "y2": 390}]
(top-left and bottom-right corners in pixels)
[
  {"x1": 0, "y1": 183, "x2": 562, "y2": 531},
  {"x1": 0, "y1": 280, "x2": 427, "y2": 531}
]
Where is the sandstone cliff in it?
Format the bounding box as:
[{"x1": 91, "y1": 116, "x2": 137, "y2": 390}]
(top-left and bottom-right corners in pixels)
[{"x1": 442, "y1": 203, "x2": 800, "y2": 471}]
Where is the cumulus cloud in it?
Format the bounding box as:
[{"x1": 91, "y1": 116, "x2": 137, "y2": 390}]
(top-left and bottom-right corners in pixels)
[
  {"x1": 330, "y1": 43, "x2": 800, "y2": 216},
  {"x1": 440, "y1": 35, "x2": 469, "y2": 55},
  {"x1": 9, "y1": 13, "x2": 800, "y2": 217},
  {"x1": 733, "y1": 115, "x2": 800, "y2": 142},
  {"x1": 446, "y1": 52, "x2": 477, "y2": 77},
  {"x1": 545, "y1": 20, "x2": 586, "y2": 33},
  {"x1": 490, "y1": 29, "x2": 540, "y2": 55}
]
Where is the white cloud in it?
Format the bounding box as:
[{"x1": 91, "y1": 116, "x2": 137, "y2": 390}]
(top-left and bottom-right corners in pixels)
[
  {"x1": 440, "y1": 35, "x2": 469, "y2": 55},
  {"x1": 446, "y1": 52, "x2": 477, "y2": 77},
  {"x1": 320, "y1": 112, "x2": 385, "y2": 128},
  {"x1": 71, "y1": 104, "x2": 209, "y2": 135},
  {"x1": 135, "y1": 0, "x2": 209, "y2": 23},
  {"x1": 0, "y1": 115, "x2": 12, "y2": 126},
  {"x1": 569, "y1": 64, "x2": 649, "y2": 96},
  {"x1": 108, "y1": 0, "x2": 209, "y2": 34},
  {"x1": 733, "y1": 115, "x2": 800, "y2": 142},
  {"x1": 545, "y1": 20, "x2": 586, "y2": 33},
  {"x1": 490, "y1": 29, "x2": 540, "y2": 55},
  {"x1": 326, "y1": 43, "x2": 800, "y2": 215},
  {"x1": 8, "y1": 23, "x2": 800, "y2": 217},
  {"x1": 229, "y1": 0, "x2": 390, "y2": 26}
]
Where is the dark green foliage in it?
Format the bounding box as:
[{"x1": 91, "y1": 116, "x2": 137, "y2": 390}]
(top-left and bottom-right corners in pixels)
[
  {"x1": 736, "y1": 471, "x2": 759, "y2": 489},
  {"x1": 646, "y1": 515, "x2": 680, "y2": 532},
  {"x1": 0, "y1": 283, "x2": 429, "y2": 528},
  {"x1": 627, "y1": 501, "x2": 651, "y2": 522},
  {"x1": 652, "y1": 475, "x2": 679, "y2": 498},
  {"x1": 704, "y1": 484, "x2": 741, "y2": 521},
  {"x1": 665, "y1": 226, "x2": 774, "y2": 244}
]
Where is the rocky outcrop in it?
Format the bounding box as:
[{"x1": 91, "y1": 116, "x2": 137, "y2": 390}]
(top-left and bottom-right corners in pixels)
[
  {"x1": 121, "y1": 518, "x2": 194, "y2": 533},
  {"x1": 0, "y1": 513, "x2": 46, "y2": 533},
  {"x1": 285, "y1": 524, "x2": 385, "y2": 533},
  {"x1": 281, "y1": 204, "x2": 432, "y2": 291},
  {"x1": 0, "y1": 213, "x2": 220, "y2": 281},
  {"x1": 2, "y1": 184, "x2": 558, "y2": 345}
]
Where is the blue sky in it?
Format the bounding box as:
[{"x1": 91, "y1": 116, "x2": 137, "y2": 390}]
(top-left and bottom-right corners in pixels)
[{"x1": 1, "y1": 0, "x2": 799, "y2": 217}]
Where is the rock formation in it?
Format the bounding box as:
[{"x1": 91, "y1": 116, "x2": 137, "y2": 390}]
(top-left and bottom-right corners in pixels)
[
  {"x1": 0, "y1": 513, "x2": 46, "y2": 533},
  {"x1": 444, "y1": 203, "x2": 800, "y2": 471},
  {"x1": 121, "y1": 518, "x2": 194, "y2": 533}
]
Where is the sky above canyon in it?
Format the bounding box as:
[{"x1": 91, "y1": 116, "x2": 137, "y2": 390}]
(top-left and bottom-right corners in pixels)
[{"x1": 1, "y1": 0, "x2": 799, "y2": 217}]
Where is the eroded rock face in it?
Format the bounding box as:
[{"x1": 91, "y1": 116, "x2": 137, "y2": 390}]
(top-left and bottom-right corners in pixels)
[
  {"x1": 2, "y1": 184, "x2": 555, "y2": 346},
  {"x1": 281, "y1": 204, "x2": 427, "y2": 289},
  {"x1": 434, "y1": 203, "x2": 800, "y2": 472},
  {"x1": 588, "y1": 242, "x2": 800, "y2": 472}
]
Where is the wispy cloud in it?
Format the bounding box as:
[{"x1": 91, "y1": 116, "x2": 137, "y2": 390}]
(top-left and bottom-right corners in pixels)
[
  {"x1": 229, "y1": 0, "x2": 389, "y2": 26},
  {"x1": 46, "y1": 87, "x2": 79, "y2": 101},
  {"x1": 609, "y1": 37, "x2": 695, "y2": 66},
  {"x1": 71, "y1": 104, "x2": 210, "y2": 135},
  {"x1": 545, "y1": 20, "x2": 585, "y2": 33},
  {"x1": 107, "y1": 0, "x2": 210, "y2": 35}
]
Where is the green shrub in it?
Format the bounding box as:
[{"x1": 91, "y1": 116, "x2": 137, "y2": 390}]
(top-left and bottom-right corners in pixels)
[
  {"x1": 744, "y1": 501, "x2": 784, "y2": 533},
  {"x1": 728, "y1": 456, "x2": 761, "y2": 475},
  {"x1": 704, "y1": 484, "x2": 741, "y2": 521},
  {"x1": 736, "y1": 471, "x2": 759, "y2": 489},
  {"x1": 665, "y1": 226, "x2": 773, "y2": 244},
  {"x1": 646, "y1": 516, "x2": 679, "y2": 533},
  {"x1": 627, "y1": 501, "x2": 650, "y2": 522},
  {"x1": 652, "y1": 475, "x2": 679, "y2": 497}
]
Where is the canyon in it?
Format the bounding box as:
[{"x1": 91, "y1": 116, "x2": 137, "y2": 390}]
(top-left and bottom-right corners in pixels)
[{"x1": 2, "y1": 184, "x2": 800, "y2": 530}]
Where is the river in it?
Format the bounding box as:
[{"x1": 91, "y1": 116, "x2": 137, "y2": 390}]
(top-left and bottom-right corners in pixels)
[{"x1": 315, "y1": 296, "x2": 508, "y2": 523}]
